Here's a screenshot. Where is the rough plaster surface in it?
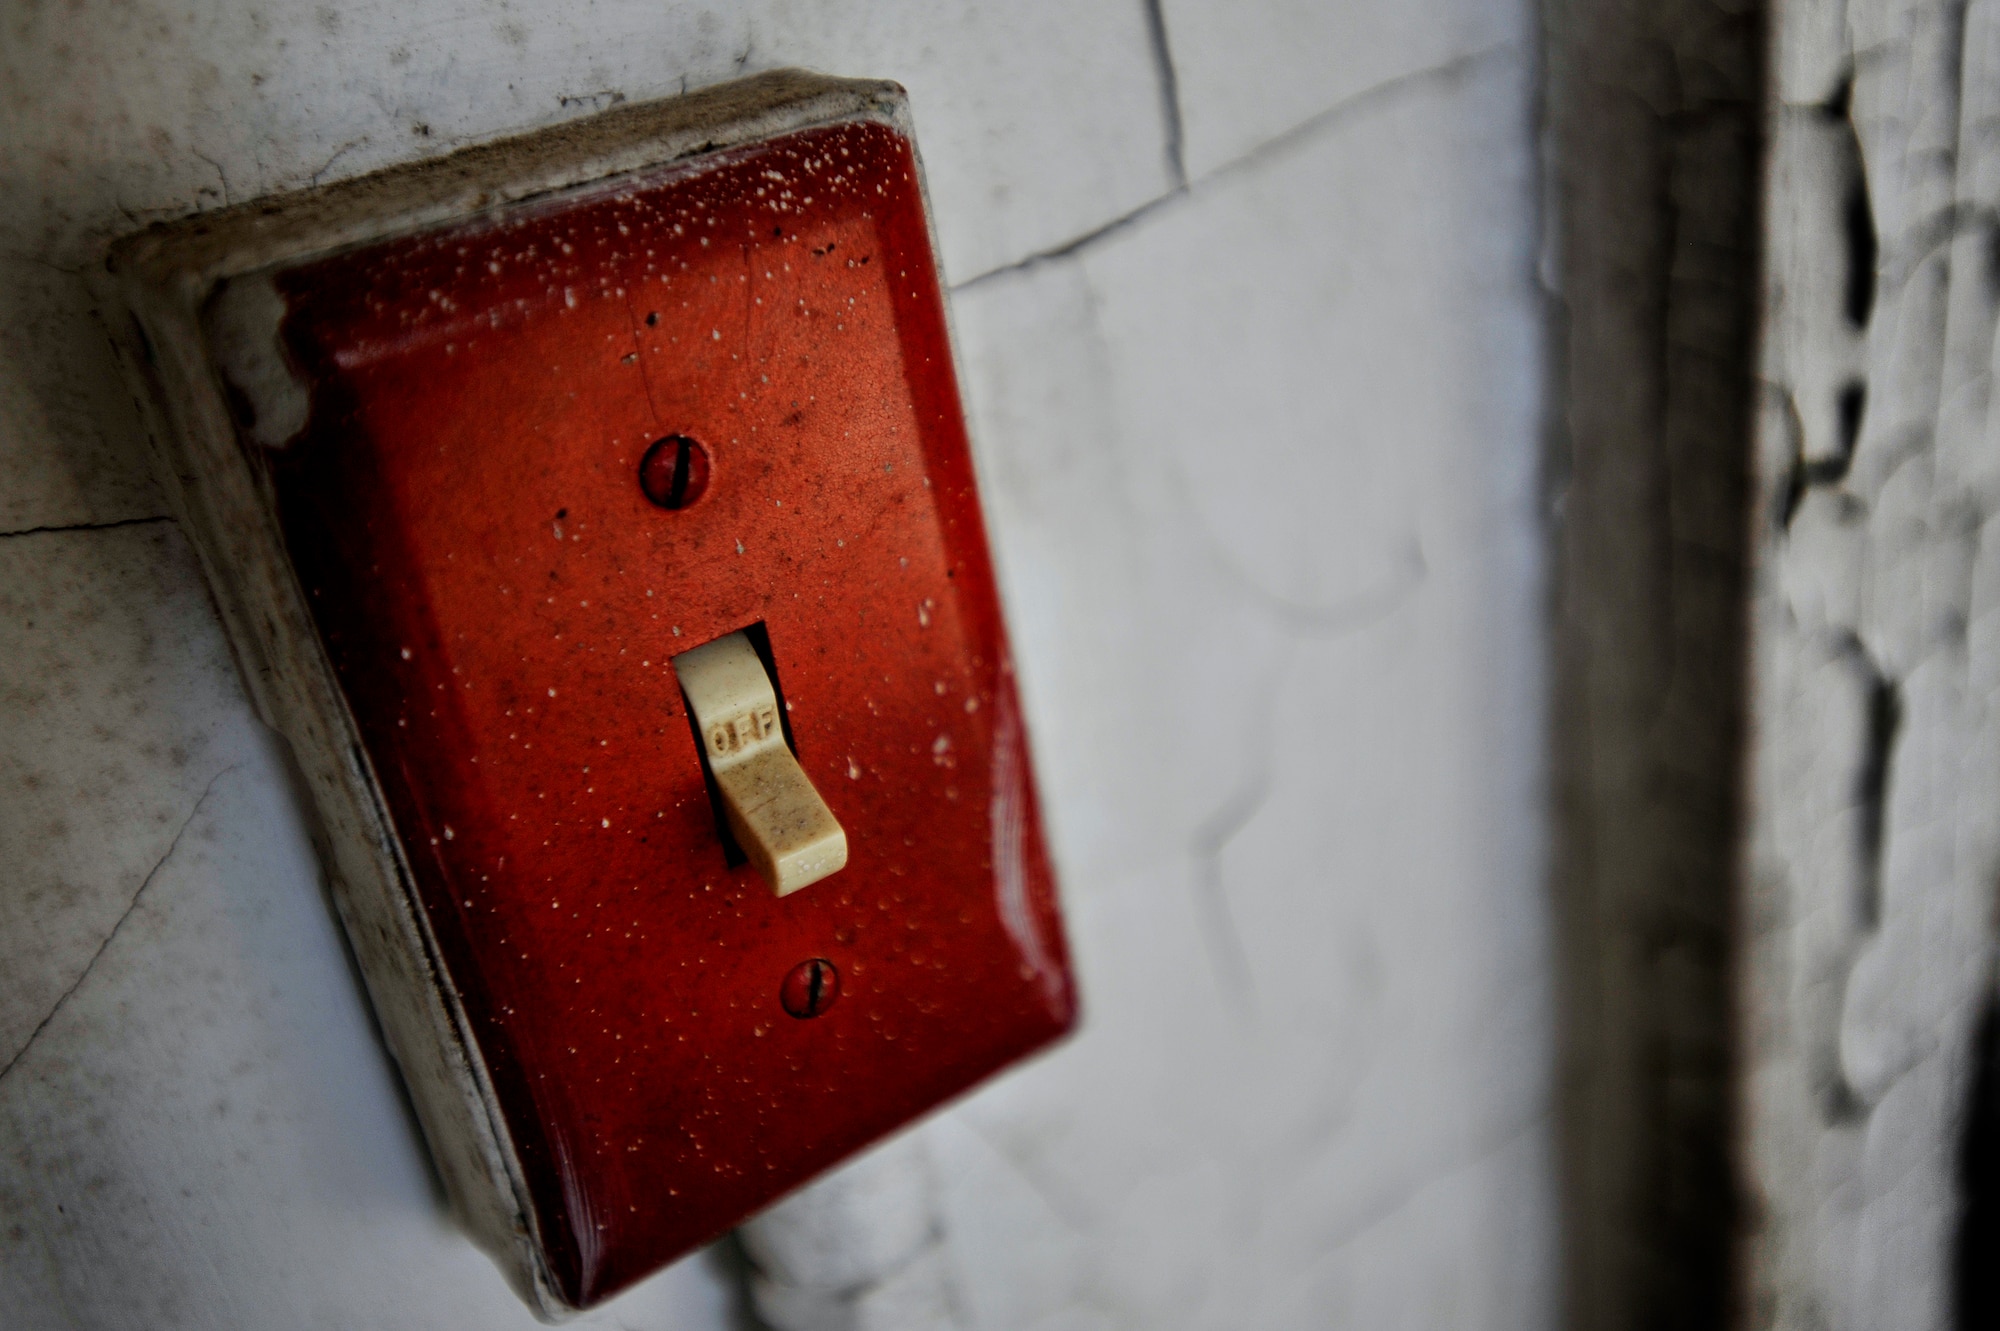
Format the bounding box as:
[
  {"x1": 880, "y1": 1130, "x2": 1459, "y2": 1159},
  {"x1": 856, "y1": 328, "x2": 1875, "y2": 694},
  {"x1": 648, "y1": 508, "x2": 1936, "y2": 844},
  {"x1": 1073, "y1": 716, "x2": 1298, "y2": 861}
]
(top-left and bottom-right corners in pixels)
[
  {"x1": 0, "y1": 523, "x2": 246, "y2": 1074},
  {"x1": 913, "y1": 52, "x2": 1552, "y2": 1330},
  {"x1": 0, "y1": 0, "x2": 1169, "y2": 284},
  {"x1": 0, "y1": 689, "x2": 733, "y2": 1330},
  {"x1": 0, "y1": 264, "x2": 161, "y2": 533},
  {"x1": 1158, "y1": 0, "x2": 1519, "y2": 181},
  {"x1": 1, "y1": 0, "x2": 1554, "y2": 1326},
  {"x1": 1747, "y1": 0, "x2": 2000, "y2": 1326}
]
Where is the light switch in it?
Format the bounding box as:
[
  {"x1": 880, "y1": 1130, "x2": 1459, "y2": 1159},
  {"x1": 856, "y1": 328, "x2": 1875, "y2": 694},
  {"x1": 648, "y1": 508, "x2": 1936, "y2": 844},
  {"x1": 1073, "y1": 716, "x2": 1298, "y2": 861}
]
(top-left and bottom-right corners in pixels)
[
  {"x1": 673, "y1": 630, "x2": 847, "y2": 896},
  {"x1": 101, "y1": 69, "x2": 1077, "y2": 1315}
]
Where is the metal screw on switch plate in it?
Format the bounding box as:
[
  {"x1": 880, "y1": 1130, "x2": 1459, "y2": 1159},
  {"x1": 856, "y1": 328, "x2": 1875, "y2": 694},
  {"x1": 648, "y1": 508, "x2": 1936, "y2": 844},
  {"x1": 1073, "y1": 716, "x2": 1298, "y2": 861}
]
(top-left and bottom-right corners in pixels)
[
  {"x1": 639, "y1": 434, "x2": 710, "y2": 509},
  {"x1": 781, "y1": 959, "x2": 840, "y2": 1019}
]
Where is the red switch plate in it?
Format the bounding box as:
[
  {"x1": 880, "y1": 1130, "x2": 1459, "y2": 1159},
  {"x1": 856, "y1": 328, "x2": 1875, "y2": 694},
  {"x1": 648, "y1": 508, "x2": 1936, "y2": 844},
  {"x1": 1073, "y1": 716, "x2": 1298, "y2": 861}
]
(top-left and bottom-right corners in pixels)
[{"x1": 101, "y1": 72, "x2": 1073, "y2": 1312}]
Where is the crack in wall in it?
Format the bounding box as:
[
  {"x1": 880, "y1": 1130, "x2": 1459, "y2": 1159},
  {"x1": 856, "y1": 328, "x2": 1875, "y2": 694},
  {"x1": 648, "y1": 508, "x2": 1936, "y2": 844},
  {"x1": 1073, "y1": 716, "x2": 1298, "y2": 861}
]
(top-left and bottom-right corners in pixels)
[
  {"x1": 1851, "y1": 644, "x2": 1900, "y2": 931},
  {"x1": 1820, "y1": 74, "x2": 1879, "y2": 328},
  {"x1": 1187, "y1": 643, "x2": 1289, "y2": 1010},
  {"x1": 1806, "y1": 635, "x2": 1902, "y2": 1129},
  {"x1": 0, "y1": 514, "x2": 172, "y2": 541},
  {"x1": 309, "y1": 138, "x2": 368, "y2": 187},
  {"x1": 951, "y1": 43, "x2": 1519, "y2": 294},
  {"x1": 1180, "y1": 542, "x2": 1426, "y2": 1012},
  {"x1": 1776, "y1": 381, "x2": 1865, "y2": 529},
  {"x1": 1140, "y1": 0, "x2": 1188, "y2": 189},
  {"x1": 950, "y1": 189, "x2": 1188, "y2": 294},
  {"x1": 0, "y1": 763, "x2": 238, "y2": 1088},
  {"x1": 191, "y1": 149, "x2": 233, "y2": 209}
]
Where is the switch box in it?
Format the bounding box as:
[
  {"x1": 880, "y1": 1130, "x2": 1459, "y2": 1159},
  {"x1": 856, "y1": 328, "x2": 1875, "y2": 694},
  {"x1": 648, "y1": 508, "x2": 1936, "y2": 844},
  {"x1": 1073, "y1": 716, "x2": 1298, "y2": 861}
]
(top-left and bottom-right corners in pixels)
[{"x1": 97, "y1": 71, "x2": 1074, "y2": 1315}]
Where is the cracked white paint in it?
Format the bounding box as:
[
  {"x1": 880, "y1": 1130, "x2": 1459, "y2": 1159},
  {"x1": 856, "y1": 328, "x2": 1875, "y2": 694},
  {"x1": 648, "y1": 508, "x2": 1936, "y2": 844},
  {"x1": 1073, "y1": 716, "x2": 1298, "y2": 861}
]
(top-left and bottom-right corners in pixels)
[
  {"x1": 0, "y1": 523, "x2": 256, "y2": 1073},
  {"x1": 0, "y1": 730, "x2": 733, "y2": 1330},
  {"x1": 921, "y1": 44, "x2": 1551, "y2": 1331},
  {"x1": 2, "y1": 0, "x2": 1552, "y2": 1325},
  {"x1": 1158, "y1": 0, "x2": 1520, "y2": 180},
  {"x1": 0, "y1": 0, "x2": 1169, "y2": 285},
  {"x1": 0, "y1": 262, "x2": 161, "y2": 533},
  {"x1": 1748, "y1": 0, "x2": 2000, "y2": 1326}
]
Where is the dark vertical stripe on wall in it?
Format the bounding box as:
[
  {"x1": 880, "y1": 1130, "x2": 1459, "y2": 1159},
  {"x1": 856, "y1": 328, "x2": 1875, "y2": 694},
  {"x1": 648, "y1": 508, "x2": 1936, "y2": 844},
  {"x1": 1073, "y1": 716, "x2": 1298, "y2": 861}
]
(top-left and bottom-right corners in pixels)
[
  {"x1": 1958, "y1": 995, "x2": 2000, "y2": 1330},
  {"x1": 1538, "y1": 0, "x2": 1767, "y2": 1326}
]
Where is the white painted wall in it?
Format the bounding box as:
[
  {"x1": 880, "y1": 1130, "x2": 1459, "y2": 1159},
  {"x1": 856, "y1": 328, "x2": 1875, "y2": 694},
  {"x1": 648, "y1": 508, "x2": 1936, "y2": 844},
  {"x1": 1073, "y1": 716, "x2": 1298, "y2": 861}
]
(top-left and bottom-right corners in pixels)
[{"x1": 0, "y1": 2, "x2": 1554, "y2": 1327}]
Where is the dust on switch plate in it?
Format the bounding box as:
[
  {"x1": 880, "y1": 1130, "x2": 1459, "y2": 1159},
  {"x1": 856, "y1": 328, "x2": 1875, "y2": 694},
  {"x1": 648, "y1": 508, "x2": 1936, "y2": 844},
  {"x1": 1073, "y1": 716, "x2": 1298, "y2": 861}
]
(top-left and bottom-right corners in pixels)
[{"x1": 96, "y1": 70, "x2": 1075, "y2": 1315}]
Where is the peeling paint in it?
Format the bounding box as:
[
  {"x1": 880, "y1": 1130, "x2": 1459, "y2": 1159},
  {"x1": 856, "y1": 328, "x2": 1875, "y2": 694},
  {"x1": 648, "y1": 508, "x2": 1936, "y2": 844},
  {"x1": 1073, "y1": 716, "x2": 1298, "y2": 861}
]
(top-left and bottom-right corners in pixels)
[{"x1": 1746, "y1": 1, "x2": 2000, "y2": 1327}]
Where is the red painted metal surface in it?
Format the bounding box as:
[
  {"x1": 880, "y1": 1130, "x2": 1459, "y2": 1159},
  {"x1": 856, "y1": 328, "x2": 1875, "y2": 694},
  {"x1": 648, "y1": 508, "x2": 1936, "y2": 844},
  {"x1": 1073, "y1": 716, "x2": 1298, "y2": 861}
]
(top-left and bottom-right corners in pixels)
[{"x1": 262, "y1": 120, "x2": 1074, "y2": 1307}]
